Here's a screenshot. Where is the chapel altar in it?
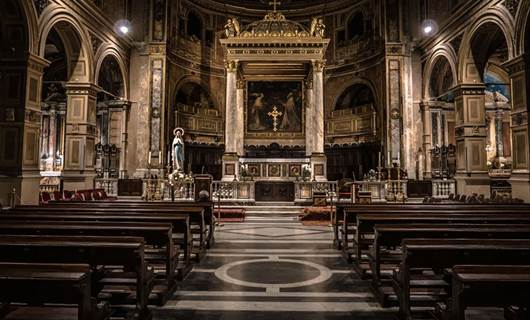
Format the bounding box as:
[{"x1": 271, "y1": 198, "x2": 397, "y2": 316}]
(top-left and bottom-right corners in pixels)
[{"x1": 219, "y1": 3, "x2": 330, "y2": 185}]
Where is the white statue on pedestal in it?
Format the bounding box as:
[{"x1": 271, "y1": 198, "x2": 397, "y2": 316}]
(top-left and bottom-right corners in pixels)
[{"x1": 172, "y1": 128, "x2": 185, "y2": 172}]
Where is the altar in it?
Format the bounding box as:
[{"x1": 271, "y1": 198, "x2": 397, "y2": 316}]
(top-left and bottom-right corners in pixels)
[{"x1": 219, "y1": 4, "x2": 330, "y2": 188}]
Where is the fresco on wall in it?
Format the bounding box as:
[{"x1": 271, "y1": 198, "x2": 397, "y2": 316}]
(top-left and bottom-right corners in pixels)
[{"x1": 247, "y1": 81, "x2": 303, "y2": 134}]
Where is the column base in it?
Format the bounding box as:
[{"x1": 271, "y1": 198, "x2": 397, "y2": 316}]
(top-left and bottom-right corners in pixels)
[
  {"x1": 454, "y1": 172, "x2": 490, "y2": 196},
  {"x1": 509, "y1": 170, "x2": 530, "y2": 202},
  {"x1": 0, "y1": 171, "x2": 41, "y2": 206},
  {"x1": 311, "y1": 153, "x2": 327, "y2": 182},
  {"x1": 222, "y1": 153, "x2": 240, "y2": 181},
  {"x1": 62, "y1": 171, "x2": 97, "y2": 191}
]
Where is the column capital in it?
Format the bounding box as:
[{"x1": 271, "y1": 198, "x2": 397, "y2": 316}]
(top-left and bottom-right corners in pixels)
[
  {"x1": 65, "y1": 82, "x2": 101, "y2": 97},
  {"x1": 108, "y1": 99, "x2": 132, "y2": 110},
  {"x1": 451, "y1": 83, "x2": 486, "y2": 98},
  {"x1": 26, "y1": 52, "x2": 50, "y2": 73},
  {"x1": 312, "y1": 60, "x2": 326, "y2": 72},
  {"x1": 503, "y1": 53, "x2": 530, "y2": 75},
  {"x1": 236, "y1": 80, "x2": 245, "y2": 89},
  {"x1": 225, "y1": 60, "x2": 239, "y2": 72}
]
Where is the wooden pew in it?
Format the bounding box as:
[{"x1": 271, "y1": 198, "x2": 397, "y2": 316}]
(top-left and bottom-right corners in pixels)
[
  {"x1": 2, "y1": 211, "x2": 194, "y2": 273},
  {"x1": 347, "y1": 213, "x2": 530, "y2": 267},
  {"x1": 434, "y1": 265, "x2": 530, "y2": 320},
  {"x1": 394, "y1": 239, "x2": 530, "y2": 320},
  {"x1": 369, "y1": 224, "x2": 530, "y2": 306},
  {"x1": 0, "y1": 235, "x2": 153, "y2": 320},
  {"x1": 0, "y1": 263, "x2": 110, "y2": 320},
  {"x1": 12, "y1": 205, "x2": 207, "y2": 261},
  {"x1": 0, "y1": 220, "x2": 177, "y2": 304},
  {"x1": 334, "y1": 203, "x2": 530, "y2": 250},
  {"x1": 42, "y1": 201, "x2": 216, "y2": 248}
]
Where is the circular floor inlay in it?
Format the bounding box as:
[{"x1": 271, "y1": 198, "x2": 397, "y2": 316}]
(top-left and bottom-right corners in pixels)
[
  {"x1": 214, "y1": 258, "x2": 332, "y2": 289},
  {"x1": 227, "y1": 261, "x2": 321, "y2": 284}
]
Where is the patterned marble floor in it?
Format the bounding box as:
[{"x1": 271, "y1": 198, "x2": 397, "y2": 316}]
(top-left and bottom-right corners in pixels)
[
  {"x1": 153, "y1": 213, "x2": 397, "y2": 320},
  {"x1": 153, "y1": 212, "x2": 505, "y2": 320}
]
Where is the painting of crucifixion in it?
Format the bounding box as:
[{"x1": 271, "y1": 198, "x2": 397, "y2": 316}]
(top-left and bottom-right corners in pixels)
[{"x1": 246, "y1": 81, "x2": 303, "y2": 135}]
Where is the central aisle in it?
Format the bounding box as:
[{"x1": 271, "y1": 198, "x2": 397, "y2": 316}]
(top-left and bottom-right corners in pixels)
[{"x1": 153, "y1": 210, "x2": 396, "y2": 319}]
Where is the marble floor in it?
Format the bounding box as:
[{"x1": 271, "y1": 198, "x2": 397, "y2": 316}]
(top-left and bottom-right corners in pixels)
[
  {"x1": 153, "y1": 213, "x2": 397, "y2": 320},
  {"x1": 153, "y1": 211, "x2": 505, "y2": 320}
]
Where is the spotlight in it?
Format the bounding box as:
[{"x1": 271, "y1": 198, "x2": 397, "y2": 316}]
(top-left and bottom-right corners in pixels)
[
  {"x1": 115, "y1": 19, "x2": 131, "y2": 36},
  {"x1": 421, "y1": 19, "x2": 438, "y2": 36}
]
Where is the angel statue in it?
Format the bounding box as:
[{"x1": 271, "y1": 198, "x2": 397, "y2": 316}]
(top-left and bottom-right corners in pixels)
[
  {"x1": 172, "y1": 128, "x2": 185, "y2": 172},
  {"x1": 310, "y1": 17, "x2": 326, "y2": 37},
  {"x1": 224, "y1": 17, "x2": 240, "y2": 38}
]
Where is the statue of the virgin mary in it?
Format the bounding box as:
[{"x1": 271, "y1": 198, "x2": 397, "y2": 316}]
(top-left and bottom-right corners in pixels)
[{"x1": 172, "y1": 128, "x2": 185, "y2": 172}]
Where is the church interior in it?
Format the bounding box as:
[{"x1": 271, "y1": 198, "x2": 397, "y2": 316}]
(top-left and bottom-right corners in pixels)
[{"x1": 1, "y1": 0, "x2": 530, "y2": 319}]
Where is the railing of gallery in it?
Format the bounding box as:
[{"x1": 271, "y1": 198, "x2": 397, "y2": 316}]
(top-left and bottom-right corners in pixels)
[
  {"x1": 432, "y1": 179, "x2": 456, "y2": 199},
  {"x1": 212, "y1": 180, "x2": 339, "y2": 203}
]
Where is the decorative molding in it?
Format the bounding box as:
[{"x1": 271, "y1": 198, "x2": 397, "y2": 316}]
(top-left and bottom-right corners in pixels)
[{"x1": 504, "y1": 0, "x2": 520, "y2": 16}]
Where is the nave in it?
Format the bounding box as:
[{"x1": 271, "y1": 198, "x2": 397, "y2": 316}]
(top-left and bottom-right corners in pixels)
[{"x1": 153, "y1": 210, "x2": 395, "y2": 320}]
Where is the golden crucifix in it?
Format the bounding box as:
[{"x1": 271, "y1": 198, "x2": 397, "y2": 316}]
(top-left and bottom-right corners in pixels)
[
  {"x1": 269, "y1": 0, "x2": 281, "y2": 12},
  {"x1": 268, "y1": 106, "x2": 283, "y2": 132}
]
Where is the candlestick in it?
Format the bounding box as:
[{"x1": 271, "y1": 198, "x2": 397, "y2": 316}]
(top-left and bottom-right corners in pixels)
[
  {"x1": 387, "y1": 152, "x2": 391, "y2": 167},
  {"x1": 148, "y1": 151, "x2": 152, "y2": 165},
  {"x1": 158, "y1": 151, "x2": 162, "y2": 166},
  {"x1": 378, "y1": 152, "x2": 381, "y2": 168}
]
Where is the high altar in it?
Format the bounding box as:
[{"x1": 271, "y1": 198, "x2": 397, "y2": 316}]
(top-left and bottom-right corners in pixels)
[{"x1": 219, "y1": 4, "x2": 330, "y2": 184}]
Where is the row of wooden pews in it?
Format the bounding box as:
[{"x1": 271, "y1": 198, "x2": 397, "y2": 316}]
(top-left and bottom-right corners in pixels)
[
  {"x1": 335, "y1": 203, "x2": 530, "y2": 320},
  {"x1": 0, "y1": 200, "x2": 214, "y2": 320}
]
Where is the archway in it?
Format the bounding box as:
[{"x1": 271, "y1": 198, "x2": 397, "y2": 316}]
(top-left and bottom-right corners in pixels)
[
  {"x1": 95, "y1": 54, "x2": 127, "y2": 179},
  {"x1": 173, "y1": 81, "x2": 222, "y2": 179},
  {"x1": 326, "y1": 83, "x2": 380, "y2": 181}
]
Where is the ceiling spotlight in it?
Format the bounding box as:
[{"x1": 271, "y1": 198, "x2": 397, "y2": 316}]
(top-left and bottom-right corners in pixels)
[
  {"x1": 421, "y1": 19, "x2": 438, "y2": 36},
  {"x1": 115, "y1": 19, "x2": 131, "y2": 36}
]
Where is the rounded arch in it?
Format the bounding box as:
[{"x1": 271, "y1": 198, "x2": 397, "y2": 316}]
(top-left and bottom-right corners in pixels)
[
  {"x1": 38, "y1": 5, "x2": 95, "y2": 83},
  {"x1": 423, "y1": 45, "x2": 458, "y2": 99},
  {"x1": 331, "y1": 78, "x2": 379, "y2": 114},
  {"x1": 457, "y1": 8, "x2": 515, "y2": 83},
  {"x1": 20, "y1": 0, "x2": 39, "y2": 55},
  {"x1": 514, "y1": 0, "x2": 530, "y2": 55},
  {"x1": 95, "y1": 47, "x2": 129, "y2": 99},
  {"x1": 346, "y1": 11, "x2": 364, "y2": 40},
  {"x1": 0, "y1": 0, "x2": 33, "y2": 57},
  {"x1": 186, "y1": 9, "x2": 203, "y2": 40},
  {"x1": 173, "y1": 76, "x2": 217, "y2": 110}
]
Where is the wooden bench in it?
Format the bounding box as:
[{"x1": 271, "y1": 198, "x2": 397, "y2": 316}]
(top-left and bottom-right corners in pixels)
[
  {"x1": 394, "y1": 239, "x2": 530, "y2": 320},
  {"x1": 3, "y1": 211, "x2": 195, "y2": 270},
  {"x1": 12, "y1": 205, "x2": 208, "y2": 260},
  {"x1": 434, "y1": 265, "x2": 530, "y2": 320},
  {"x1": 0, "y1": 235, "x2": 153, "y2": 320},
  {"x1": 0, "y1": 263, "x2": 110, "y2": 320},
  {"x1": 346, "y1": 213, "x2": 530, "y2": 268},
  {"x1": 0, "y1": 220, "x2": 178, "y2": 304},
  {"x1": 42, "y1": 201, "x2": 216, "y2": 248},
  {"x1": 333, "y1": 203, "x2": 530, "y2": 250},
  {"x1": 369, "y1": 224, "x2": 530, "y2": 306}
]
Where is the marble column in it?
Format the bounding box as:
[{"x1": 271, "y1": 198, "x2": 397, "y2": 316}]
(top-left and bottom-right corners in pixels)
[
  {"x1": 420, "y1": 101, "x2": 432, "y2": 179},
  {"x1": 63, "y1": 82, "x2": 100, "y2": 190},
  {"x1": 236, "y1": 79, "x2": 245, "y2": 156},
  {"x1": 311, "y1": 60, "x2": 327, "y2": 181},
  {"x1": 222, "y1": 60, "x2": 240, "y2": 181},
  {"x1": 305, "y1": 78, "x2": 314, "y2": 157},
  {"x1": 108, "y1": 100, "x2": 130, "y2": 178},
  {"x1": 504, "y1": 55, "x2": 530, "y2": 201},
  {"x1": 453, "y1": 84, "x2": 489, "y2": 195}
]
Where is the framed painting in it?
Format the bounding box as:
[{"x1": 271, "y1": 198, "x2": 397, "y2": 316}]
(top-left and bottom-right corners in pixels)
[{"x1": 246, "y1": 81, "x2": 304, "y2": 138}]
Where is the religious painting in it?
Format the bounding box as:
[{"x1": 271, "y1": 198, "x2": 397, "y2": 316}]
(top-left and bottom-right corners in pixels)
[{"x1": 246, "y1": 81, "x2": 304, "y2": 138}]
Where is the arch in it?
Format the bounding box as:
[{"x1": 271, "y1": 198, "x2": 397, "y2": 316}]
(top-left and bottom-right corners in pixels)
[
  {"x1": 95, "y1": 47, "x2": 129, "y2": 99},
  {"x1": 173, "y1": 76, "x2": 218, "y2": 110},
  {"x1": 514, "y1": 0, "x2": 530, "y2": 55},
  {"x1": 457, "y1": 8, "x2": 515, "y2": 83},
  {"x1": 19, "y1": 0, "x2": 39, "y2": 55},
  {"x1": 334, "y1": 83, "x2": 375, "y2": 111},
  {"x1": 0, "y1": 0, "x2": 32, "y2": 57},
  {"x1": 423, "y1": 45, "x2": 458, "y2": 99},
  {"x1": 38, "y1": 5, "x2": 95, "y2": 83},
  {"x1": 346, "y1": 11, "x2": 364, "y2": 40},
  {"x1": 331, "y1": 78, "x2": 379, "y2": 114}
]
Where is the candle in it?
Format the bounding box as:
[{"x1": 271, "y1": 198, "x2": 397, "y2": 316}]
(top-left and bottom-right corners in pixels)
[
  {"x1": 398, "y1": 151, "x2": 401, "y2": 162},
  {"x1": 387, "y1": 152, "x2": 391, "y2": 166},
  {"x1": 148, "y1": 151, "x2": 152, "y2": 165},
  {"x1": 158, "y1": 151, "x2": 162, "y2": 161},
  {"x1": 378, "y1": 152, "x2": 381, "y2": 168}
]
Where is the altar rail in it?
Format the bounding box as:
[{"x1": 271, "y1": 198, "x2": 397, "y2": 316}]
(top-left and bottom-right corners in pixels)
[
  {"x1": 432, "y1": 179, "x2": 456, "y2": 199},
  {"x1": 212, "y1": 180, "x2": 339, "y2": 203},
  {"x1": 94, "y1": 178, "x2": 119, "y2": 197}
]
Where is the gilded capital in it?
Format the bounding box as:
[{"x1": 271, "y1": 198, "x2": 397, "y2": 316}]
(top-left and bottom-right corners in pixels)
[
  {"x1": 225, "y1": 60, "x2": 239, "y2": 72},
  {"x1": 237, "y1": 80, "x2": 246, "y2": 89},
  {"x1": 312, "y1": 60, "x2": 326, "y2": 72}
]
